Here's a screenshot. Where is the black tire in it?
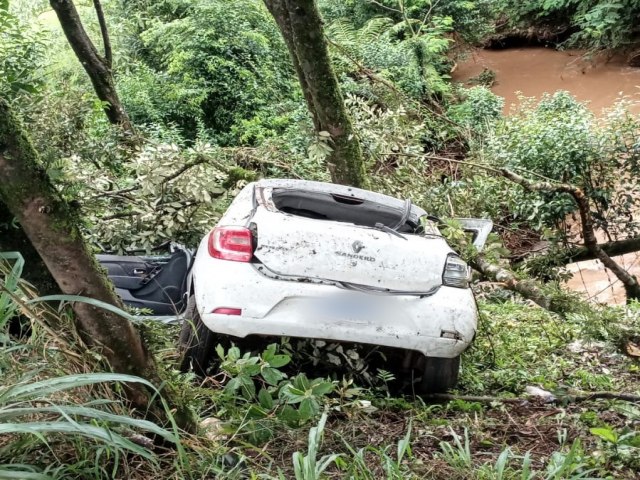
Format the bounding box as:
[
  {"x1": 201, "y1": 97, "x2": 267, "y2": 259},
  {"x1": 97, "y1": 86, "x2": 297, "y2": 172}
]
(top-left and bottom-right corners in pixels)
[
  {"x1": 178, "y1": 296, "x2": 217, "y2": 376},
  {"x1": 414, "y1": 355, "x2": 460, "y2": 394}
]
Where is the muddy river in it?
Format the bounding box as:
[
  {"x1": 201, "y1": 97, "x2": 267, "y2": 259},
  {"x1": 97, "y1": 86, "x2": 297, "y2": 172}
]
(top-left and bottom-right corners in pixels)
[{"x1": 454, "y1": 47, "x2": 640, "y2": 304}]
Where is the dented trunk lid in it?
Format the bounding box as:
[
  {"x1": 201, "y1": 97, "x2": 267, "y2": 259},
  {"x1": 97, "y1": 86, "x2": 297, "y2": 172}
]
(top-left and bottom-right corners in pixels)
[{"x1": 251, "y1": 208, "x2": 452, "y2": 292}]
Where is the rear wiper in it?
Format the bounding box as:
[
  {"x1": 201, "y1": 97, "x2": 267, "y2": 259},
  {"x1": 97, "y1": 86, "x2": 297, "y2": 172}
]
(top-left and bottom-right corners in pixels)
[
  {"x1": 389, "y1": 199, "x2": 412, "y2": 231},
  {"x1": 374, "y1": 222, "x2": 408, "y2": 240}
]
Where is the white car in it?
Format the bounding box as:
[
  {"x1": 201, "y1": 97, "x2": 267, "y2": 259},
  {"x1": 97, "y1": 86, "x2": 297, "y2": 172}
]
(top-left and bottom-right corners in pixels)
[{"x1": 179, "y1": 179, "x2": 491, "y2": 392}]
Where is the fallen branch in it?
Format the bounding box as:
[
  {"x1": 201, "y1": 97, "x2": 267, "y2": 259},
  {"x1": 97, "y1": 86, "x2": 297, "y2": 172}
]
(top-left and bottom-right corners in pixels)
[
  {"x1": 422, "y1": 391, "x2": 640, "y2": 404},
  {"x1": 502, "y1": 169, "x2": 640, "y2": 301},
  {"x1": 520, "y1": 236, "x2": 640, "y2": 266},
  {"x1": 470, "y1": 254, "x2": 556, "y2": 311},
  {"x1": 387, "y1": 151, "x2": 640, "y2": 302}
]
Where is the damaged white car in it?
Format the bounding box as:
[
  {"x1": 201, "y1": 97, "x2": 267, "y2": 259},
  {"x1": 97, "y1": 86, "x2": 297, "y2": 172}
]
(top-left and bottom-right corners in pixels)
[{"x1": 179, "y1": 179, "x2": 491, "y2": 392}]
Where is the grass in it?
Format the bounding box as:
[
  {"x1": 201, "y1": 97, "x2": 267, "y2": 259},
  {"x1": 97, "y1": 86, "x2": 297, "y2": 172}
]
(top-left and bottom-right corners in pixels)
[{"x1": 2, "y1": 255, "x2": 640, "y2": 479}]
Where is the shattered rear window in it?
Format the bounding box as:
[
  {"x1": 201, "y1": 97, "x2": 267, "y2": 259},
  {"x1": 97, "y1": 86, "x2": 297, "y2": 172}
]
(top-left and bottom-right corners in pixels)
[{"x1": 271, "y1": 188, "x2": 418, "y2": 232}]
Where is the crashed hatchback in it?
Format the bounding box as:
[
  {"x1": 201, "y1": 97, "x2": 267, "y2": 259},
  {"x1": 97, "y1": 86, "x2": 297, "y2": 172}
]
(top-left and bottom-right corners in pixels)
[{"x1": 179, "y1": 179, "x2": 491, "y2": 392}]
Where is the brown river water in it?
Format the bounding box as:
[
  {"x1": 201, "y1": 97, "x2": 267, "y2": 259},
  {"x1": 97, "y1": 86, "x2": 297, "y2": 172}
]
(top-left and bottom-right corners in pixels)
[{"x1": 453, "y1": 48, "x2": 640, "y2": 304}]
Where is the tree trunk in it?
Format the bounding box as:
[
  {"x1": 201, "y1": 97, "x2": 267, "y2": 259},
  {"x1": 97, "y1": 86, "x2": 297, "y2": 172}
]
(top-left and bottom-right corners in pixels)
[
  {"x1": 0, "y1": 99, "x2": 153, "y2": 407},
  {"x1": 49, "y1": 0, "x2": 134, "y2": 134},
  {"x1": 1, "y1": 200, "x2": 59, "y2": 296},
  {"x1": 262, "y1": 0, "x2": 319, "y2": 131},
  {"x1": 264, "y1": 0, "x2": 366, "y2": 187}
]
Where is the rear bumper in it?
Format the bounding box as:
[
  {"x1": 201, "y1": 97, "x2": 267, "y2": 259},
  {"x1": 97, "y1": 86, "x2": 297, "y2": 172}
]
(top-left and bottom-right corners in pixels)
[{"x1": 194, "y1": 260, "x2": 477, "y2": 358}]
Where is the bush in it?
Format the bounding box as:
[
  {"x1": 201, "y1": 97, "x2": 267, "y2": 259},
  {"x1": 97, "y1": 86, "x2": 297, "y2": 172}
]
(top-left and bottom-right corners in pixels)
[
  {"x1": 121, "y1": 0, "x2": 297, "y2": 143},
  {"x1": 448, "y1": 86, "x2": 504, "y2": 133}
]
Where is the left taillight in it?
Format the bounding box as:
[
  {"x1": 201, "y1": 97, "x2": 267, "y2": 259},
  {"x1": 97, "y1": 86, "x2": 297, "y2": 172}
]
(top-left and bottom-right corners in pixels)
[{"x1": 208, "y1": 226, "x2": 253, "y2": 262}]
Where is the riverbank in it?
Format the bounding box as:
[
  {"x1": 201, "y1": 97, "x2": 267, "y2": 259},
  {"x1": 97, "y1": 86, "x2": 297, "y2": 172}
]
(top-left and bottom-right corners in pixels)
[
  {"x1": 454, "y1": 47, "x2": 640, "y2": 304},
  {"x1": 453, "y1": 47, "x2": 640, "y2": 115}
]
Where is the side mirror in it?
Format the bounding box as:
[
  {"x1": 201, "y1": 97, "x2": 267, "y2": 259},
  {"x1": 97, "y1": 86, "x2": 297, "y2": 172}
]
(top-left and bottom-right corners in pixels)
[{"x1": 454, "y1": 218, "x2": 493, "y2": 252}]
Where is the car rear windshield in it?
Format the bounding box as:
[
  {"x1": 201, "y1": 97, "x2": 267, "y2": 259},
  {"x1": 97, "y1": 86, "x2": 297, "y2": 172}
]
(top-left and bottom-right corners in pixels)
[{"x1": 271, "y1": 188, "x2": 418, "y2": 232}]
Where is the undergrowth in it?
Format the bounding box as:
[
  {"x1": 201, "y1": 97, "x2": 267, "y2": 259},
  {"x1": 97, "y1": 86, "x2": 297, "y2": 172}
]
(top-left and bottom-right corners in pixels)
[{"x1": 2, "y1": 254, "x2": 640, "y2": 479}]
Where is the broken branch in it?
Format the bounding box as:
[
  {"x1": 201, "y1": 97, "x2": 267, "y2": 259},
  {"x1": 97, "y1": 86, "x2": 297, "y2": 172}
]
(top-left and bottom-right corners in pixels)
[{"x1": 422, "y1": 391, "x2": 640, "y2": 404}]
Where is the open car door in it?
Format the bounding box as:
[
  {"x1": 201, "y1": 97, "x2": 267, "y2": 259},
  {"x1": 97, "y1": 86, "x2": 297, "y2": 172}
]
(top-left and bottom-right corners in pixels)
[{"x1": 454, "y1": 218, "x2": 493, "y2": 251}]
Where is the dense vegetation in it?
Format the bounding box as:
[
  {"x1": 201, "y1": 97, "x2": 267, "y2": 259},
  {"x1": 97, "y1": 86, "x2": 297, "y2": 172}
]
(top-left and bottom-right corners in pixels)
[{"x1": 1, "y1": 0, "x2": 640, "y2": 478}]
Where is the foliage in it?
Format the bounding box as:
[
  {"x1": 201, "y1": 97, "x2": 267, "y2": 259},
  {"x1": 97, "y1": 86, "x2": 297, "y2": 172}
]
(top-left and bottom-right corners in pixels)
[
  {"x1": 0, "y1": 257, "x2": 186, "y2": 480},
  {"x1": 494, "y1": 0, "x2": 640, "y2": 50},
  {"x1": 57, "y1": 135, "x2": 256, "y2": 250},
  {"x1": 0, "y1": 2, "x2": 45, "y2": 99},
  {"x1": 118, "y1": 0, "x2": 296, "y2": 143},
  {"x1": 448, "y1": 86, "x2": 504, "y2": 133},
  {"x1": 292, "y1": 412, "x2": 340, "y2": 480},
  {"x1": 0, "y1": 373, "x2": 182, "y2": 479},
  {"x1": 484, "y1": 92, "x2": 640, "y2": 236},
  {"x1": 0, "y1": 252, "x2": 24, "y2": 334},
  {"x1": 215, "y1": 343, "x2": 335, "y2": 430},
  {"x1": 326, "y1": 8, "x2": 454, "y2": 101},
  {"x1": 321, "y1": 0, "x2": 496, "y2": 44},
  {"x1": 5, "y1": 0, "x2": 640, "y2": 477}
]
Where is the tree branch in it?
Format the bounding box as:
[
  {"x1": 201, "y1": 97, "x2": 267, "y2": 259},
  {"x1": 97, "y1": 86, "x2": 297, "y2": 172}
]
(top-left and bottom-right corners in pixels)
[
  {"x1": 519, "y1": 236, "x2": 640, "y2": 267},
  {"x1": 92, "y1": 0, "x2": 112, "y2": 68},
  {"x1": 423, "y1": 391, "x2": 640, "y2": 404},
  {"x1": 471, "y1": 254, "x2": 555, "y2": 311},
  {"x1": 388, "y1": 152, "x2": 640, "y2": 302}
]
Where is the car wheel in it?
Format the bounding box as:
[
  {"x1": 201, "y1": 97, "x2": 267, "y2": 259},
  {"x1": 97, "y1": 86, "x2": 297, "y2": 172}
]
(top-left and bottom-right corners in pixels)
[
  {"x1": 178, "y1": 296, "x2": 217, "y2": 376},
  {"x1": 414, "y1": 355, "x2": 460, "y2": 394}
]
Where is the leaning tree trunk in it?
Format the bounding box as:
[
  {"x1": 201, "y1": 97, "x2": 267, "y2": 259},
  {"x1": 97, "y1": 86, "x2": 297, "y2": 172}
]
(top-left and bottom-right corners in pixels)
[
  {"x1": 1, "y1": 200, "x2": 58, "y2": 296},
  {"x1": 0, "y1": 99, "x2": 154, "y2": 407},
  {"x1": 264, "y1": 0, "x2": 366, "y2": 187},
  {"x1": 49, "y1": 0, "x2": 134, "y2": 134}
]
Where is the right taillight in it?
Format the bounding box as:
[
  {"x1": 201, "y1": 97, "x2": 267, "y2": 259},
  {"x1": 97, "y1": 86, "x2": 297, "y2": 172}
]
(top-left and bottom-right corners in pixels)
[
  {"x1": 208, "y1": 226, "x2": 253, "y2": 262},
  {"x1": 443, "y1": 254, "x2": 470, "y2": 288}
]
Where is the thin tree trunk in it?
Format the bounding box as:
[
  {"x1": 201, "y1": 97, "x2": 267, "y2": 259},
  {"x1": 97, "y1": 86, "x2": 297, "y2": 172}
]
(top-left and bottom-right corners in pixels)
[
  {"x1": 0, "y1": 99, "x2": 153, "y2": 407},
  {"x1": 264, "y1": 0, "x2": 366, "y2": 187},
  {"x1": 92, "y1": 0, "x2": 112, "y2": 68},
  {"x1": 262, "y1": 0, "x2": 319, "y2": 131},
  {"x1": 49, "y1": 0, "x2": 133, "y2": 134}
]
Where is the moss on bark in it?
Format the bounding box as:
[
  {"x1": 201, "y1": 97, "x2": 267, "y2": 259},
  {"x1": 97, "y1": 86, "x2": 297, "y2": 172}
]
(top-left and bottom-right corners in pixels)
[
  {"x1": 0, "y1": 99, "x2": 158, "y2": 409},
  {"x1": 264, "y1": 0, "x2": 367, "y2": 187}
]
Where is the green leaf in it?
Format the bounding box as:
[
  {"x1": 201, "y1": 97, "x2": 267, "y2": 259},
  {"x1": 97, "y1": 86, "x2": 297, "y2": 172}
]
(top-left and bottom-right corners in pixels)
[
  {"x1": 261, "y1": 343, "x2": 278, "y2": 362},
  {"x1": 267, "y1": 354, "x2": 290, "y2": 369},
  {"x1": 292, "y1": 373, "x2": 310, "y2": 390},
  {"x1": 215, "y1": 344, "x2": 225, "y2": 360},
  {"x1": 279, "y1": 384, "x2": 306, "y2": 404},
  {"x1": 0, "y1": 405, "x2": 176, "y2": 443},
  {"x1": 0, "y1": 422, "x2": 155, "y2": 460},
  {"x1": 590, "y1": 427, "x2": 618, "y2": 444},
  {"x1": 0, "y1": 373, "x2": 157, "y2": 404},
  {"x1": 278, "y1": 405, "x2": 300, "y2": 425},
  {"x1": 228, "y1": 346, "x2": 241, "y2": 361},
  {"x1": 311, "y1": 381, "x2": 334, "y2": 397},
  {"x1": 258, "y1": 388, "x2": 274, "y2": 410},
  {"x1": 28, "y1": 295, "x2": 137, "y2": 322},
  {"x1": 0, "y1": 468, "x2": 53, "y2": 480},
  {"x1": 262, "y1": 366, "x2": 285, "y2": 386},
  {"x1": 225, "y1": 377, "x2": 241, "y2": 393},
  {"x1": 298, "y1": 397, "x2": 319, "y2": 420}
]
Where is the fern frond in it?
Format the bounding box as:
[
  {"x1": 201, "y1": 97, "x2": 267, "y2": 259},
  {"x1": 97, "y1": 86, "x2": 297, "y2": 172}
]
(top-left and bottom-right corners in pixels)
[
  {"x1": 359, "y1": 17, "x2": 394, "y2": 43},
  {"x1": 326, "y1": 19, "x2": 358, "y2": 48}
]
